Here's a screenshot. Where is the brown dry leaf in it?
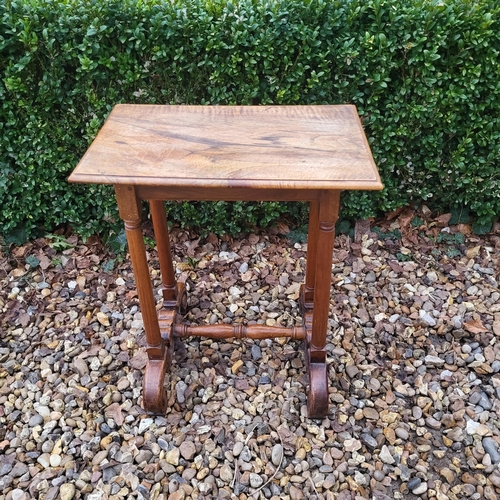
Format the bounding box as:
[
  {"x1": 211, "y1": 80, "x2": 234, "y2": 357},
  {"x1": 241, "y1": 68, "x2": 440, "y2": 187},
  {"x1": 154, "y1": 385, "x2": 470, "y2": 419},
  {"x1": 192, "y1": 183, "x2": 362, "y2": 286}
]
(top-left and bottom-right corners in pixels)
[
  {"x1": 39, "y1": 255, "x2": 51, "y2": 270},
  {"x1": 11, "y1": 267, "x2": 27, "y2": 278},
  {"x1": 18, "y1": 312, "x2": 31, "y2": 327},
  {"x1": 248, "y1": 233, "x2": 259, "y2": 245},
  {"x1": 464, "y1": 319, "x2": 488, "y2": 334},
  {"x1": 354, "y1": 220, "x2": 371, "y2": 243},
  {"x1": 130, "y1": 351, "x2": 148, "y2": 370},
  {"x1": 206, "y1": 233, "x2": 218, "y2": 246},
  {"x1": 398, "y1": 209, "x2": 416, "y2": 232},
  {"x1": 386, "y1": 207, "x2": 406, "y2": 221},
  {"x1": 466, "y1": 246, "x2": 481, "y2": 259},
  {"x1": 12, "y1": 246, "x2": 28, "y2": 258},
  {"x1": 435, "y1": 213, "x2": 452, "y2": 227},
  {"x1": 176, "y1": 262, "x2": 193, "y2": 272},
  {"x1": 457, "y1": 224, "x2": 473, "y2": 235},
  {"x1": 78, "y1": 344, "x2": 102, "y2": 359},
  {"x1": 105, "y1": 403, "x2": 124, "y2": 426},
  {"x1": 184, "y1": 238, "x2": 200, "y2": 257},
  {"x1": 77, "y1": 257, "x2": 91, "y2": 269}
]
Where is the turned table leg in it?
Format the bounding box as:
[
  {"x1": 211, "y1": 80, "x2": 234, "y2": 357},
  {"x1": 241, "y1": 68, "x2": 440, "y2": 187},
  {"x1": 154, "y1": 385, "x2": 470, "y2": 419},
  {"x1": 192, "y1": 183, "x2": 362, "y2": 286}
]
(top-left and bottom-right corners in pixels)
[
  {"x1": 150, "y1": 200, "x2": 188, "y2": 314},
  {"x1": 114, "y1": 186, "x2": 169, "y2": 413},
  {"x1": 302, "y1": 199, "x2": 319, "y2": 308},
  {"x1": 305, "y1": 190, "x2": 340, "y2": 418}
]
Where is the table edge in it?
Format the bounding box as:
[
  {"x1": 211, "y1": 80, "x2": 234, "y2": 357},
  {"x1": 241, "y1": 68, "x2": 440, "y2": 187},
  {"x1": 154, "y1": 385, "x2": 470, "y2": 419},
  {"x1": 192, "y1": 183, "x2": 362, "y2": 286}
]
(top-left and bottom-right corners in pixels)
[{"x1": 68, "y1": 173, "x2": 383, "y2": 191}]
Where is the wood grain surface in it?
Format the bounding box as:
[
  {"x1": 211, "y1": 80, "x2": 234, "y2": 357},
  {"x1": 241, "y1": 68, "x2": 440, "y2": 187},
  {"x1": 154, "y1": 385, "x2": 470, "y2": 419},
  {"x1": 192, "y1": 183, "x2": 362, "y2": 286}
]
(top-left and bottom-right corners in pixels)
[{"x1": 69, "y1": 105, "x2": 382, "y2": 191}]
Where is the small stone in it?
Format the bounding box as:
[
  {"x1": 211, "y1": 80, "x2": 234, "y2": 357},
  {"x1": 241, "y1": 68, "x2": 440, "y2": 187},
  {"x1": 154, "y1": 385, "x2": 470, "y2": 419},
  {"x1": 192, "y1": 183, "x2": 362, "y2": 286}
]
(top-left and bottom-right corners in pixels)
[
  {"x1": 344, "y1": 439, "x2": 362, "y2": 452},
  {"x1": 379, "y1": 445, "x2": 395, "y2": 465},
  {"x1": 60, "y1": 483, "x2": 76, "y2": 500},
  {"x1": 11, "y1": 490, "x2": 27, "y2": 500},
  {"x1": 365, "y1": 271, "x2": 376, "y2": 283},
  {"x1": 407, "y1": 477, "x2": 422, "y2": 491},
  {"x1": 354, "y1": 471, "x2": 368, "y2": 486},
  {"x1": 412, "y1": 406, "x2": 423, "y2": 419},
  {"x1": 233, "y1": 441, "x2": 244, "y2": 457},
  {"x1": 362, "y1": 407, "x2": 379, "y2": 420},
  {"x1": 219, "y1": 464, "x2": 233, "y2": 483},
  {"x1": 166, "y1": 448, "x2": 180, "y2": 466},
  {"x1": 251, "y1": 344, "x2": 262, "y2": 360},
  {"x1": 412, "y1": 482, "x2": 428, "y2": 495},
  {"x1": 395, "y1": 428, "x2": 409, "y2": 440},
  {"x1": 50, "y1": 454, "x2": 62, "y2": 467},
  {"x1": 138, "y1": 418, "x2": 153, "y2": 434},
  {"x1": 231, "y1": 360, "x2": 244, "y2": 375},
  {"x1": 179, "y1": 441, "x2": 196, "y2": 460},
  {"x1": 271, "y1": 444, "x2": 283, "y2": 466},
  {"x1": 96, "y1": 312, "x2": 110, "y2": 326},
  {"x1": 440, "y1": 468, "x2": 455, "y2": 483},
  {"x1": 426, "y1": 417, "x2": 442, "y2": 429},
  {"x1": 249, "y1": 473, "x2": 263, "y2": 488},
  {"x1": 29, "y1": 414, "x2": 44, "y2": 427},
  {"x1": 482, "y1": 438, "x2": 500, "y2": 464},
  {"x1": 360, "y1": 434, "x2": 378, "y2": 449},
  {"x1": 11, "y1": 462, "x2": 28, "y2": 478},
  {"x1": 466, "y1": 421, "x2": 491, "y2": 436},
  {"x1": 220, "y1": 464, "x2": 233, "y2": 483},
  {"x1": 176, "y1": 380, "x2": 187, "y2": 404},
  {"x1": 37, "y1": 454, "x2": 51, "y2": 469},
  {"x1": 420, "y1": 311, "x2": 436, "y2": 327},
  {"x1": 289, "y1": 485, "x2": 304, "y2": 500},
  {"x1": 425, "y1": 355, "x2": 445, "y2": 366},
  {"x1": 346, "y1": 365, "x2": 359, "y2": 378},
  {"x1": 169, "y1": 491, "x2": 185, "y2": 500}
]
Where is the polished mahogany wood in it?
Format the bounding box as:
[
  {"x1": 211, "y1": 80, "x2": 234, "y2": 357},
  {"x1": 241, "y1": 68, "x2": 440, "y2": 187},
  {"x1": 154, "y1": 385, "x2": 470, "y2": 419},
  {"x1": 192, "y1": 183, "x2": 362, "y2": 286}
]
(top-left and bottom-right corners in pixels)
[{"x1": 70, "y1": 104, "x2": 382, "y2": 419}]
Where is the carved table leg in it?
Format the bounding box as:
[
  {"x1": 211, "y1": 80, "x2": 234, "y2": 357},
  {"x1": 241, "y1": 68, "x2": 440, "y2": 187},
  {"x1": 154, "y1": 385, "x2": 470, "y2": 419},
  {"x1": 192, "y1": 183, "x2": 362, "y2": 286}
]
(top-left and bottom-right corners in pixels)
[
  {"x1": 114, "y1": 186, "x2": 169, "y2": 413},
  {"x1": 304, "y1": 190, "x2": 340, "y2": 418}
]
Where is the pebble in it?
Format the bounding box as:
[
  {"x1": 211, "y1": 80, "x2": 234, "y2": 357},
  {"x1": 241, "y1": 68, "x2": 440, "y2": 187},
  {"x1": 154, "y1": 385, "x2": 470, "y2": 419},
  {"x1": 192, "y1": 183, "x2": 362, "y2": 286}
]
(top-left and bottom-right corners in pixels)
[
  {"x1": 360, "y1": 434, "x2": 378, "y2": 449},
  {"x1": 179, "y1": 441, "x2": 196, "y2": 460},
  {"x1": 365, "y1": 271, "x2": 376, "y2": 283},
  {"x1": 379, "y1": 445, "x2": 395, "y2": 464},
  {"x1": 249, "y1": 473, "x2": 263, "y2": 488},
  {"x1": 412, "y1": 482, "x2": 428, "y2": 495},
  {"x1": 482, "y1": 437, "x2": 500, "y2": 464},
  {"x1": 220, "y1": 464, "x2": 233, "y2": 483},
  {"x1": 233, "y1": 441, "x2": 244, "y2": 457},
  {"x1": 166, "y1": 448, "x2": 180, "y2": 466},
  {"x1": 271, "y1": 444, "x2": 283, "y2": 466},
  {"x1": 425, "y1": 355, "x2": 445, "y2": 366},
  {"x1": 28, "y1": 414, "x2": 44, "y2": 427},
  {"x1": 59, "y1": 484, "x2": 76, "y2": 500}
]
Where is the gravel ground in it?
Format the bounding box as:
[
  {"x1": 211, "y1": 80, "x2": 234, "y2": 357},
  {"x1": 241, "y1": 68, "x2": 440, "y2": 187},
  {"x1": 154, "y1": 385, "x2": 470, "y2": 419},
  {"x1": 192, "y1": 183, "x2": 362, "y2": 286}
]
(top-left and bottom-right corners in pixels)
[{"x1": 1, "y1": 212, "x2": 500, "y2": 500}]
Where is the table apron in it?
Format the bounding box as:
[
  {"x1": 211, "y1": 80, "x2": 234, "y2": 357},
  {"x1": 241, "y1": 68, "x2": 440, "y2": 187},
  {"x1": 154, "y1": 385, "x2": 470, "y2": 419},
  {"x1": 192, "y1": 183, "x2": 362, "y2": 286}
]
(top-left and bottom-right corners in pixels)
[{"x1": 135, "y1": 185, "x2": 329, "y2": 202}]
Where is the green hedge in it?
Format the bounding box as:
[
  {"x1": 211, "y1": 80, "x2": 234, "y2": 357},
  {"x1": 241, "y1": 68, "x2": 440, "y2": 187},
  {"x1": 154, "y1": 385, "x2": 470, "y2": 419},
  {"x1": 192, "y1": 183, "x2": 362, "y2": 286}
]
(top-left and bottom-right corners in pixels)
[{"x1": 1, "y1": 0, "x2": 499, "y2": 242}]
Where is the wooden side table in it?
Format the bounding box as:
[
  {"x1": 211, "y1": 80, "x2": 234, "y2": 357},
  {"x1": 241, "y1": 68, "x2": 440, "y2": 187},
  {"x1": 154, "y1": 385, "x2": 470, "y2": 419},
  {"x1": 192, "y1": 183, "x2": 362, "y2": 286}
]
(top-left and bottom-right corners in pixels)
[{"x1": 69, "y1": 105, "x2": 382, "y2": 418}]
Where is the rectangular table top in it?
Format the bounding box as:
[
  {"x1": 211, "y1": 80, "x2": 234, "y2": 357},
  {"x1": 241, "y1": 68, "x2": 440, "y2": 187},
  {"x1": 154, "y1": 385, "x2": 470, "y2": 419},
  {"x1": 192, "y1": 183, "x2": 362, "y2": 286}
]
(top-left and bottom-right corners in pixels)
[{"x1": 69, "y1": 104, "x2": 382, "y2": 191}]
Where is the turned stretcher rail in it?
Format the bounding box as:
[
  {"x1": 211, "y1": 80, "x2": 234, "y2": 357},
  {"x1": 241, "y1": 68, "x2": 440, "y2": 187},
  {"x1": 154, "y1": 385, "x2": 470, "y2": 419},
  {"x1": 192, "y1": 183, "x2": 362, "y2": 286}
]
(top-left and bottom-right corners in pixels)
[{"x1": 173, "y1": 324, "x2": 306, "y2": 340}]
